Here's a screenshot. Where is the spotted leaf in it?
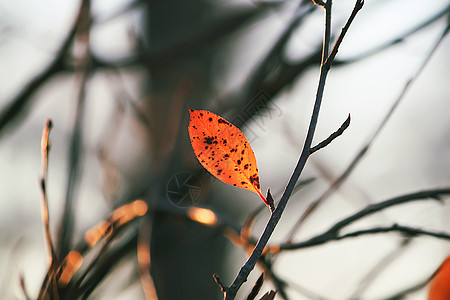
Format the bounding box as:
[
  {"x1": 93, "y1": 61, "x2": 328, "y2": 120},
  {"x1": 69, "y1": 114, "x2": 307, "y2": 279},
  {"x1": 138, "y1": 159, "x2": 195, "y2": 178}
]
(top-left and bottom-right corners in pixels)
[{"x1": 188, "y1": 109, "x2": 269, "y2": 207}]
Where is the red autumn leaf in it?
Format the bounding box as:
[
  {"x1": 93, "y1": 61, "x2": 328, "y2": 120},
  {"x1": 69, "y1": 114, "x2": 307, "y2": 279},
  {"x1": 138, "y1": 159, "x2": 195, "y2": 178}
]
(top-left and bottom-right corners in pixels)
[
  {"x1": 188, "y1": 109, "x2": 269, "y2": 207},
  {"x1": 429, "y1": 255, "x2": 450, "y2": 300}
]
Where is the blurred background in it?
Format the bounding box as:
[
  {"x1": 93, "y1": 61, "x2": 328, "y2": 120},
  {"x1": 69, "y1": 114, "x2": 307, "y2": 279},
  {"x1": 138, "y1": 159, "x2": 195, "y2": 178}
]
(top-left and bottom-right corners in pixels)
[{"x1": 0, "y1": 0, "x2": 449, "y2": 299}]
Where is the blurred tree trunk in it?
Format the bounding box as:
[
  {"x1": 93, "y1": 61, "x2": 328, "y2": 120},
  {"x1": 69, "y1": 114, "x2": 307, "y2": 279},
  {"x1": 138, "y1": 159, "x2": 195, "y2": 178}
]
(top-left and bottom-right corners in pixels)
[{"x1": 142, "y1": 1, "x2": 230, "y2": 299}]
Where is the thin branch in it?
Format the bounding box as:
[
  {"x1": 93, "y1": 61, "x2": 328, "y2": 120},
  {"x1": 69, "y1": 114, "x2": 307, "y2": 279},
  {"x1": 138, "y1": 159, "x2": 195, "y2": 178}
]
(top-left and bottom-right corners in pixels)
[
  {"x1": 334, "y1": 4, "x2": 449, "y2": 66},
  {"x1": 37, "y1": 119, "x2": 60, "y2": 300},
  {"x1": 257, "y1": 255, "x2": 289, "y2": 299},
  {"x1": 222, "y1": 1, "x2": 364, "y2": 298},
  {"x1": 385, "y1": 278, "x2": 431, "y2": 300},
  {"x1": 57, "y1": 0, "x2": 92, "y2": 259},
  {"x1": 38, "y1": 121, "x2": 66, "y2": 297},
  {"x1": 213, "y1": 274, "x2": 227, "y2": 293},
  {"x1": 241, "y1": 178, "x2": 316, "y2": 241},
  {"x1": 247, "y1": 273, "x2": 264, "y2": 300},
  {"x1": 78, "y1": 231, "x2": 137, "y2": 299},
  {"x1": 19, "y1": 272, "x2": 31, "y2": 300},
  {"x1": 138, "y1": 217, "x2": 159, "y2": 300},
  {"x1": 337, "y1": 225, "x2": 450, "y2": 241},
  {"x1": 324, "y1": 0, "x2": 364, "y2": 67},
  {"x1": 275, "y1": 188, "x2": 450, "y2": 251},
  {"x1": 310, "y1": 114, "x2": 350, "y2": 154},
  {"x1": 40, "y1": 119, "x2": 56, "y2": 263},
  {"x1": 0, "y1": 2, "x2": 81, "y2": 138},
  {"x1": 283, "y1": 21, "x2": 450, "y2": 242}
]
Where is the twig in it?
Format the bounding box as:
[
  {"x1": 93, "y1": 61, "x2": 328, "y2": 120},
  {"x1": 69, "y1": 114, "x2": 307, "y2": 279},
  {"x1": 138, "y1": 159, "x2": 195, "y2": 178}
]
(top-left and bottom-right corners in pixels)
[
  {"x1": 40, "y1": 119, "x2": 56, "y2": 263},
  {"x1": 138, "y1": 217, "x2": 159, "y2": 300},
  {"x1": 79, "y1": 231, "x2": 137, "y2": 298},
  {"x1": 275, "y1": 188, "x2": 450, "y2": 251},
  {"x1": 225, "y1": 3, "x2": 315, "y2": 125},
  {"x1": 19, "y1": 272, "x2": 31, "y2": 300},
  {"x1": 283, "y1": 21, "x2": 450, "y2": 242},
  {"x1": 221, "y1": 1, "x2": 364, "y2": 298},
  {"x1": 310, "y1": 114, "x2": 350, "y2": 154},
  {"x1": 262, "y1": 258, "x2": 290, "y2": 299},
  {"x1": 334, "y1": 4, "x2": 449, "y2": 65},
  {"x1": 213, "y1": 274, "x2": 227, "y2": 293},
  {"x1": 57, "y1": 0, "x2": 92, "y2": 259},
  {"x1": 338, "y1": 225, "x2": 450, "y2": 241},
  {"x1": 241, "y1": 178, "x2": 316, "y2": 242},
  {"x1": 324, "y1": 0, "x2": 364, "y2": 68},
  {"x1": 384, "y1": 277, "x2": 430, "y2": 300},
  {"x1": 247, "y1": 273, "x2": 264, "y2": 300},
  {"x1": 37, "y1": 119, "x2": 59, "y2": 300},
  {"x1": 0, "y1": 0, "x2": 83, "y2": 138}
]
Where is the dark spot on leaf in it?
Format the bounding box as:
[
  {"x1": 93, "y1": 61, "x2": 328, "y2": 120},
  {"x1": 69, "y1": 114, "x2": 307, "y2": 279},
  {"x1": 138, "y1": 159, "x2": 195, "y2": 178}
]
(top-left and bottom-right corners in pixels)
[
  {"x1": 209, "y1": 117, "x2": 212, "y2": 122},
  {"x1": 224, "y1": 154, "x2": 229, "y2": 158},
  {"x1": 249, "y1": 174, "x2": 260, "y2": 189},
  {"x1": 244, "y1": 164, "x2": 249, "y2": 170},
  {"x1": 241, "y1": 150, "x2": 245, "y2": 155},
  {"x1": 241, "y1": 181, "x2": 246, "y2": 185},
  {"x1": 217, "y1": 169, "x2": 223, "y2": 175},
  {"x1": 218, "y1": 118, "x2": 229, "y2": 125},
  {"x1": 237, "y1": 160, "x2": 241, "y2": 165},
  {"x1": 204, "y1": 136, "x2": 214, "y2": 144}
]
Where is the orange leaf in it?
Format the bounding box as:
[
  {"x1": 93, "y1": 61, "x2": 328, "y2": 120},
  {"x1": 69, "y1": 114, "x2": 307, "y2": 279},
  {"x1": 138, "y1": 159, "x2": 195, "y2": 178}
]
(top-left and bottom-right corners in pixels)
[
  {"x1": 188, "y1": 109, "x2": 269, "y2": 208},
  {"x1": 429, "y1": 255, "x2": 450, "y2": 300}
]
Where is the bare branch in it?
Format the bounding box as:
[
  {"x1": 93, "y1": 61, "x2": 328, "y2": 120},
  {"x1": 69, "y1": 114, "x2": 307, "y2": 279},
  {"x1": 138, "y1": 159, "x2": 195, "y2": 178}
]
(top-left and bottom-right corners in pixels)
[
  {"x1": 310, "y1": 114, "x2": 350, "y2": 154},
  {"x1": 284, "y1": 22, "x2": 450, "y2": 242},
  {"x1": 338, "y1": 225, "x2": 450, "y2": 241},
  {"x1": 138, "y1": 218, "x2": 159, "y2": 300},
  {"x1": 19, "y1": 272, "x2": 31, "y2": 300},
  {"x1": 214, "y1": 274, "x2": 227, "y2": 293},
  {"x1": 324, "y1": 0, "x2": 364, "y2": 68},
  {"x1": 334, "y1": 5, "x2": 450, "y2": 65},
  {"x1": 222, "y1": 1, "x2": 364, "y2": 298},
  {"x1": 276, "y1": 188, "x2": 450, "y2": 251},
  {"x1": 57, "y1": 0, "x2": 92, "y2": 259},
  {"x1": 0, "y1": 1, "x2": 84, "y2": 138},
  {"x1": 246, "y1": 273, "x2": 264, "y2": 300},
  {"x1": 40, "y1": 119, "x2": 56, "y2": 262}
]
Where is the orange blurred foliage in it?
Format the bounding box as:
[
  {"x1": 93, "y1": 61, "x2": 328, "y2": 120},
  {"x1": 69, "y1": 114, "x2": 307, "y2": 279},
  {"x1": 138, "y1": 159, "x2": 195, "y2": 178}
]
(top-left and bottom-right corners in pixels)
[
  {"x1": 59, "y1": 250, "x2": 83, "y2": 286},
  {"x1": 84, "y1": 200, "x2": 147, "y2": 247},
  {"x1": 429, "y1": 255, "x2": 450, "y2": 300},
  {"x1": 188, "y1": 207, "x2": 218, "y2": 226}
]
